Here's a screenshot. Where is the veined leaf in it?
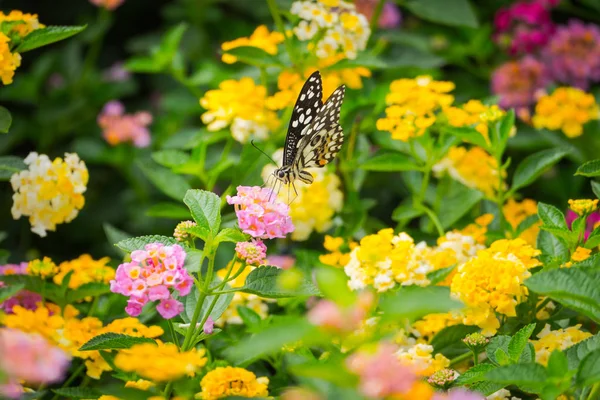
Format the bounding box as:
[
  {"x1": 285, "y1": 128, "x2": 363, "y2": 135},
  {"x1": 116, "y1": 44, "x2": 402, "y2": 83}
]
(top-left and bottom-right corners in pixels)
[
  {"x1": 240, "y1": 266, "x2": 321, "y2": 298},
  {"x1": 0, "y1": 156, "x2": 26, "y2": 180},
  {"x1": 0, "y1": 106, "x2": 11, "y2": 133},
  {"x1": 79, "y1": 333, "x2": 156, "y2": 351},
  {"x1": 576, "y1": 159, "x2": 600, "y2": 177},
  {"x1": 116, "y1": 235, "x2": 180, "y2": 253},
  {"x1": 511, "y1": 149, "x2": 567, "y2": 193},
  {"x1": 16, "y1": 25, "x2": 87, "y2": 52},
  {"x1": 183, "y1": 189, "x2": 221, "y2": 241}
]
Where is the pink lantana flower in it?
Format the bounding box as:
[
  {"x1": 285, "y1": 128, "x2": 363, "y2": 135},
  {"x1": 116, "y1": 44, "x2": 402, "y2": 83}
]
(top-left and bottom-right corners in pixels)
[
  {"x1": 226, "y1": 186, "x2": 294, "y2": 239},
  {"x1": 110, "y1": 243, "x2": 192, "y2": 319},
  {"x1": 567, "y1": 209, "x2": 600, "y2": 239},
  {"x1": 235, "y1": 239, "x2": 267, "y2": 266},
  {"x1": 0, "y1": 328, "x2": 71, "y2": 399},
  {"x1": 308, "y1": 291, "x2": 374, "y2": 334},
  {"x1": 493, "y1": 1, "x2": 554, "y2": 55},
  {"x1": 98, "y1": 100, "x2": 152, "y2": 148}
]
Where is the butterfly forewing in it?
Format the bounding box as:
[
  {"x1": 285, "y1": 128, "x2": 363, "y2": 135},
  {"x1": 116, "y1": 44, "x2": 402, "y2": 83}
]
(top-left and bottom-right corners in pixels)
[
  {"x1": 282, "y1": 71, "x2": 323, "y2": 166},
  {"x1": 295, "y1": 85, "x2": 346, "y2": 169}
]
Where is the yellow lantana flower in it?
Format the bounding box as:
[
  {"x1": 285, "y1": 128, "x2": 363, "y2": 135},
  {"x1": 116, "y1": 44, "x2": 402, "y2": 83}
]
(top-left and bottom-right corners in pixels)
[
  {"x1": 198, "y1": 366, "x2": 269, "y2": 400},
  {"x1": 444, "y1": 100, "x2": 505, "y2": 142},
  {"x1": 377, "y1": 76, "x2": 455, "y2": 142},
  {"x1": 115, "y1": 341, "x2": 207, "y2": 382},
  {"x1": 503, "y1": 198, "x2": 540, "y2": 246},
  {"x1": 27, "y1": 257, "x2": 58, "y2": 278},
  {"x1": 531, "y1": 324, "x2": 592, "y2": 365},
  {"x1": 0, "y1": 10, "x2": 44, "y2": 37},
  {"x1": 320, "y1": 235, "x2": 357, "y2": 268},
  {"x1": 221, "y1": 25, "x2": 284, "y2": 64},
  {"x1": 532, "y1": 87, "x2": 600, "y2": 138},
  {"x1": 0, "y1": 33, "x2": 21, "y2": 85},
  {"x1": 568, "y1": 199, "x2": 599, "y2": 216},
  {"x1": 53, "y1": 254, "x2": 114, "y2": 290}
]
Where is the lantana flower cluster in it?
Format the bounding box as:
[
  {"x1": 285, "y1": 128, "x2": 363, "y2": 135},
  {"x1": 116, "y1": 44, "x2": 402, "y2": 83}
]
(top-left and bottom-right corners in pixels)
[
  {"x1": 10, "y1": 152, "x2": 88, "y2": 237},
  {"x1": 199, "y1": 366, "x2": 269, "y2": 400},
  {"x1": 261, "y1": 149, "x2": 343, "y2": 241},
  {"x1": 200, "y1": 78, "x2": 280, "y2": 143},
  {"x1": 221, "y1": 25, "x2": 284, "y2": 64},
  {"x1": 531, "y1": 324, "x2": 592, "y2": 365},
  {"x1": 235, "y1": 239, "x2": 267, "y2": 266},
  {"x1": 97, "y1": 101, "x2": 152, "y2": 147},
  {"x1": 227, "y1": 186, "x2": 294, "y2": 239},
  {"x1": 0, "y1": 33, "x2": 21, "y2": 85},
  {"x1": 53, "y1": 254, "x2": 114, "y2": 291},
  {"x1": 110, "y1": 243, "x2": 192, "y2": 319},
  {"x1": 443, "y1": 100, "x2": 505, "y2": 142},
  {"x1": 503, "y1": 198, "x2": 540, "y2": 245},
  {"x1": 0, "y1": 10, "x2": 44, "y2": 37},
  {"x1": 376, "y1": 75, "x2": 455, "y2": 142},
  {"x1": 291, "y1": 0, "x2": 370, "y2": 60}
]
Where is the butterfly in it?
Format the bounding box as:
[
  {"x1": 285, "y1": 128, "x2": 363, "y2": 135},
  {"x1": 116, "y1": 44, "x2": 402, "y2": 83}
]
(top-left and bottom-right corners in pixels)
[{"x1": 271, "y1": 71, "x2": 346, "y2": 194}]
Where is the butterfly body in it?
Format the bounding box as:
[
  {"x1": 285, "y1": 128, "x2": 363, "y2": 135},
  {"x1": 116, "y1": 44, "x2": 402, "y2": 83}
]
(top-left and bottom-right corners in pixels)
[{"x1": 273, "y1": 71, "x2": 346, "y2": 189}]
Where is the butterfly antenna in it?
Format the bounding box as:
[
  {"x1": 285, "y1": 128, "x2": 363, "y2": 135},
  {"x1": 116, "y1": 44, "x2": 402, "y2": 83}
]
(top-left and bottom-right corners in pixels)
[{"x1": 251, "y1": 140, "x2": 277, "y2": 165}]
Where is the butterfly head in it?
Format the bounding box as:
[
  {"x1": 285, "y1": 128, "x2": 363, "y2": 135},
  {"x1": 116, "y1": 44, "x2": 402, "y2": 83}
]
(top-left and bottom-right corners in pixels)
[{"x1": 273, "y1": 166, "x2": 292, "y2": 184}]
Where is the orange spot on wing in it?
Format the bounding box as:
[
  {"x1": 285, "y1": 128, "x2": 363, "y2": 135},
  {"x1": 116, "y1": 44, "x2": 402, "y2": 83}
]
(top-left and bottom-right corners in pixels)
[{"x1": 319, "y1": 159, "x2": 327, "y2": 166}]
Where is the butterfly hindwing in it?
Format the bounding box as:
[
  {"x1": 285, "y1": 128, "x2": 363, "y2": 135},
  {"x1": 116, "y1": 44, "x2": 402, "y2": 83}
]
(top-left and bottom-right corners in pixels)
[
  {"x1": 295, "y1": 85, "x2": 346, "y2": 169},
  {"x1": 283, "y1": 71, "x2": 323, "y2": 166}
]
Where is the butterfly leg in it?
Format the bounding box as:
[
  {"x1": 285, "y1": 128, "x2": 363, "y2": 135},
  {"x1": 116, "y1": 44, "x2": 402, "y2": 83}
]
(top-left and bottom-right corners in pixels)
[{"x1": 289, "y1": 181, "x2": 300, "y2": 205}]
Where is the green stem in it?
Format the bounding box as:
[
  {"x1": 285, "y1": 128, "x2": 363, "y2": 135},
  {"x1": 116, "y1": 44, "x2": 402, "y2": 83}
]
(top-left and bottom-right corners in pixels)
[
  {"x1": 473, "y1": 350, "x2": 479, "y2": 366},
  {"x1": 418, "y1": 204, "x2": 445, "y2": 237},
  {"x1": 369, "y1": 0, "x2": 386, "y2": 31},
  {"x1": 78, "y1": 8, "x2": 110, "y2": 88},
  {"x1": 88, "y1": 296, "x2": 99, "y2": 317},
  {"x1": 266, "y1": 0, "x2": 300, "y2": 72},
  {"x1": 587, "y1": 383, "x2": 600, "y2": 400},
  {"x1": 535, "y1": 297, "x2": 551, "y2": 314},
  {"x1": 163, "y1": 382, "x2": 173, "y2": 398},
  {"x1": 167, "y1": 320, "x2": 180, "y2": 350},
  {"x1": 450, "y1": 351, "x2": 473, "y2": 367},
  {"x1": 495, "y1": 153, "x2": 507, "y2": 233},
  {"x1": 260, "y1": 66, "x2": 269, "y2": 88},
  {"x1": 50, "y1": 363, "x2": 85, "y2": 400}
]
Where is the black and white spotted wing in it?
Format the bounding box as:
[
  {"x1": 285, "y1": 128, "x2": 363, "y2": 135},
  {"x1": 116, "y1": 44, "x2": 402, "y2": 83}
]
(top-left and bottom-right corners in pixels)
[
  {"x1": 295, "y1": 84, "x2": 346, "y2": 169},
  {"x1": 282, "y1": 71, "x2": 323, "y2": 166}
]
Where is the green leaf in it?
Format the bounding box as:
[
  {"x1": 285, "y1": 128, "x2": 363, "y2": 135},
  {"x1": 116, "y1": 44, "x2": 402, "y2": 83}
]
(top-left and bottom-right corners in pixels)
[
  {"x1": 547, "y1": 350, "x2": 569, "y2": 378},
  {"x1": 0, "y1": 155, "x2": 26, "y2": 180},
  {"x1": 430, "y1": 324, "x2": 478, "y2": 355},
  {"x1": 592, "y1": 181, "x2": 600, "y2": 200},
  {"x1": 116, "y1": 235, "x2": 180, "y2": 253},
  {"x1": 440, "y1": 125, "x2": 489, "y2": 149},
  {"x1": 138, "y1": 160, "x2": 191, "y2": 201},
  {"x1": 537, "y1": 230, "x2": 569, "y2": 266},
  {"x1": 360, "y1": 152, "x2": 420, "y2": 172},
  {"x1": 438, "y1": 186, "x2": 483, "y2": 229},
  {"x1": 124, "y1": 56, "x2": 163, "y2": 73},
  {"x1": 225, "y1": 317, "x2": 326, "y2": 365},
  {"x1": 496, "y1": 109, "x2": 516, "y2": 152},
  {"x1": 315, "y1": 266, "x2": 356, "y2": 307},
  {"x1": 79, "y1": 333, "x2": 156, "y2": 351},
  {"x1": 495, "y1": 348, "x2": 510, "y2": 365},
  {"x1": 152, "y1": 149, "x2": 190, "y2": 168},
  {"x1": 485, "y1": 363, "x2": 547, "y2": 390},
  {"x1": 392, "y1": 203, "x2": 424, "y2": 222},
  {"x1": 455, "y1": 364, "x2": 497, "y2": 385},
  {"x1": 525, "y1": 268, "x2": 600, "y2": 323},
  {"x1": 405, "y1": 0, "x2": 478, "y2": 27},
  {"x1": 66, "y1": 283, "x2": 110, "y2": 303},
  {"x1": 469, "y1": 381, "x2": 506, "y2": 396},
  {"x1": 240, "y1": 266, "x2": 321, "y2": 298},
  {"x1": 576, "y1": 349, "x2": 600, "y2": 387},
  {"x1": 183, "y1": 249, "x2": 203, "y2": 273},
  {"x1": 0, "y1": 282, "x2": 25, "y2": 302},
  {"x1": 289, "y1": 361, "x2": 359, "y2": 387},
  {"x1": 576, "y1": 159, "x2": 600, "y2": 177},
  {"x1": 426, "y1": 265, "x2": 456, "y2": 286},
  {"x1": 585, "y1": 227, "x2": 600, "y2": 249},
  {"x1": 537, "y1": 202, "x2": 568, "y2": 229},
  {"x1": 221, "y1": 46, "x2": 283, "y2": 67},
  {"x1": 145, "y1": 202, "x2": 191, "y2": 219},
  {"x1": 566, "y1": 334, "x2": 600, "y2": 370},
  {"x1": 16, "y1": 25, "x2": 87, "y2": 52},
  {"x1": 51, "y1": 388, "x2": 100, "y2": 399},
  {"x1": 215, "y1": 228, "x2": 247, "y2": 244},
  {"x1": 487, "y1": 335, "x2": 535, "y2": 366},
  {"x1": 511, "y1": 149, "x2": 567, "y2": 193},
  {"x1": 0, "y1": 106, "x2": 11, "y2": 133},
  {"x1": 508, "y1": 324, "x2": 536, "y2": 363},
  {"x1": 183, "y1": 189, "x2": 221, "y2": 241},
  {"x1": 184, "y1": 279, "x2": 233, "y2": 324},
  {"x1": 103, "y1": 223, "x2": 131, "y2": 251},
  {"x1": 237, "y1": 306, "x2": 262, "y2": 328},
  {"x1": 380, "y1": 286, "x2": 463, "y2": 322},
  {"x1": 515, "y1": 215, "x2": 540, "y2": 237}
]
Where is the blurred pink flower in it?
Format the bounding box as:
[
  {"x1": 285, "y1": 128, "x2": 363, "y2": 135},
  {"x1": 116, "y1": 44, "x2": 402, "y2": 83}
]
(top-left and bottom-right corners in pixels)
[
  {"x1": 103, "y1": 62, "x2": 131, "y2": 82},
  {"x1": 0, "y1": 328, "x2": 70, "y2": 398},
  {"x1": 432, "y1": 389, "x2": 485, "y2": 400},
  {"x1": 308, "y1": 291, "x2": 373, "y2": 333},
  {"x1": 346, "y1": 342, "x2": 416, "y2": 398},
  {"x1": 355, "y1": 0, "x2": 402, "y2": 29},
  {"x1": 98, "y1": 100, "x2": 152, "y2": 148},
  {"x1": 89, "y1": 0, "x2": 125, "y2": 11},
  {"x1": 235, "y1": 239, "x2": 267, "y2": 266},
  {"x1": 203, "y1": 316, "x2": 214, "y2": 334},
  {"x1": 566, "y1": 209, "x2": 600, "y2": 239},
  {"x1": 0, "y1": 262, "x2": 42, "y2": 314},
  {"x1": 267, "y1": 255, "x2": 295, "y2": 270},
  {"x1": 0, "y1": 262, "x2": 27, "y2": 276},
  {"x1": 491, "y1": 55, "x2": 550, "y2": 111},
  {"x1": 110, "y1": 243, "x2": 190, "y2": 319},
  {"x1": 494, "y1": 1, "x2": 554, "y2": 55},
  {"x1": 542, "y1": 20, "x2": 600, "y2": 90},
  {"x1": 226, "y1": 186, "x2": 294, "y2": 239}
]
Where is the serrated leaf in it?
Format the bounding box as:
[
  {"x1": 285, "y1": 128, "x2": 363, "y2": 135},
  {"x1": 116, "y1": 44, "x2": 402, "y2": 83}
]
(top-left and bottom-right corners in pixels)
[
  {"x1": 405, "y1": 0, "x2": 478, "y2": 27},
  {"x1": 138, "y1": 160, "x2": 191, "y2": 201},
  {"x1": 430, "y1": 324, "x2": 478, "y2": 355},
  {"x1": 511, "y1": 149, "x2": 567, "y2": 192},
  {"x1": 0, "y1": 106, "x2": 11, "y2": 133},
  {"x1": 577, "y1": 349, "x2": 600, "y2": 388},
  {"x1": 566, "y1": 334, "x2": 600, "y2": 370},
  {"x1": 116, "y1": 235, "x2": 180, "y2": 252},
  {"x1": 215, "y1": 228, "x2": 247, "y2": 244},
  {"x1": 380, "y1": 286, "x2": 463, "y2": 322},
  {"x1": 547, "y1": 350, "x2": 569, "y2": 378},
  {"x1": 576, "y1": 159, "x2": 600, "y2": 177},
  {"x1": 0, "y1": 155, "x2": 26, "y2": 180},
  {"x1": 455, "y1": 364, "x2": 496, "y2": 385},
  {"x1": 16, "y1": 25, "x2": 87, "y2": 52},
  {"x1": 485, "y1": 363, "x2": 547, "y2": 390},
  {"x1": 80, "y1": 333, "x2": 156, "y2": 351},
  {"x1": 440, "y1": 125, "x2": 489, "y2": 149},
  {"x1": 537, "y1": 230, "x2": 569, "y2": 266},
  {"x1": 538, "y1": 202, "x2": 568, "y2": 229},
  {"x1": 240, "y1": 266, "x2": 320, "y2": 298},
  {"x1": 487, "y1": 335, "x2": 535, "y2": 366},
  {"x1": 51, "y1": 387, "x2": 100, "y2": 399},
  {"x1": 495, "y1": 348, "x2": 510, "y2": 365},
  {"x1": 525, "y1": 268, "x2": 600, "y2": 323},
  {"x1": 183, "y1": 249, "x2": 203, "y2": 273},
  {"x1": 508, "y1": 324, "x2": 536, "y2": 362},
  {"x1": 360, "y1": 152, "x2": 420, "y2": 171},
  {"x1": 145, "y1": 202, "x2": 190, "y2": 219},
  {"x1": 183, "y1": 189, "x2": 221, "y2": 241}
]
